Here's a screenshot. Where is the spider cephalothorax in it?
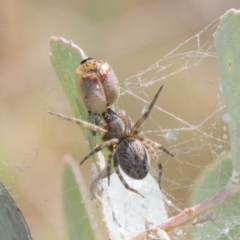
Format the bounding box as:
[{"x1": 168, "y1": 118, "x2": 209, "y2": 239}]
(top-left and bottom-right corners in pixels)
[{"x1": 48, "y1": 85, "x2": 173, "y2": 197}]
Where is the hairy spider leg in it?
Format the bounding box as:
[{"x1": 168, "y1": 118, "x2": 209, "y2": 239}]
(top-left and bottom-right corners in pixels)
[
  {"x1": 142, "y1": 141, "x2": 164, "y2": 190},
  {"x1": 106, "y1": 151, "x2": 114, "y2": 186},
  {"x1": 48, "y1": 111, "x2": 107, "y2": 135},
  {"x1": 134, "y1": 135, "x2": 174, "y2": 157},
  {"x1": 142, "y1": 143, "x2": 157, "y2": 159},
  {"x1": 80, "y1": 138, "x2": 119, "y2": 165},
  {"x1": 113, "y1": 157, "x2": 145, "y2": 198},
  {"x1": 130, "y1": 85, "x2": 163, "y2": 135},
  {"x1": 157, "y1": 163, "x2": 163, "y2": 190}
]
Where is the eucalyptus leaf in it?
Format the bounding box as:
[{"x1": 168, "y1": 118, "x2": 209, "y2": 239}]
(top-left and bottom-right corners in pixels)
[
  {"x1": 0, "y1": 181, "x2": 32, "y2": 240},
  {"x1": 50, "y1": 37, "x2": 95, "y2": 240},
  {"x1": 62, "y1": 164, "x2": 95, "y2": 240},
  {"x1": 190, "y1": 8, "x2": 240, "y2": 240},
  {"x1": 216, "y1": 9, "x2": 240, "y2": 172}
]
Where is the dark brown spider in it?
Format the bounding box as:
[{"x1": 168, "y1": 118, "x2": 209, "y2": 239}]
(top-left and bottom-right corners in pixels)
[{"x1": 48, "y1": 85, "x2": 174, "y2": 197}]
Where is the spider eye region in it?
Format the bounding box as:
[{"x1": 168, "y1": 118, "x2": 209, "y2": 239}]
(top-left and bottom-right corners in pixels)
[
  {"x1": 76, "y1": 58, "x2": 120, "y2": 114},
  {"x1": 102, "y1": 108, "x2": 118, "y2": 122},
  {"x1": 115, "y1": 138, "x2": 150, "y2": 180}
]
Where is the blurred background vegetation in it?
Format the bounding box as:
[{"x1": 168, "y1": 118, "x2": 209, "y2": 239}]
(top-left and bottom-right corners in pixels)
[{"x1": 1, "y1": 1, "x2": 240, "y2": 239}]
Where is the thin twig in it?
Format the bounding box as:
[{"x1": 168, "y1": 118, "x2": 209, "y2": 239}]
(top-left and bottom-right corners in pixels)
[{"x1": 131, "y1": 170, "x2": 240, "y2": 240}]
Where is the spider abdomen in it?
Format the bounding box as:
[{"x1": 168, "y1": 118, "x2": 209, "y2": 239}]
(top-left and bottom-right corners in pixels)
[{"x1": 114, "y1": 138, "x2": 150, "y2": 180}]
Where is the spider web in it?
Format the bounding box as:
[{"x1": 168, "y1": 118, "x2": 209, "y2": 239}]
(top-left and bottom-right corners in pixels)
[
  {"x1": 1, "y1": 10, "x2": 238, "y2": 240},
  {"x1": 120, "y1": 17, "x2": 225, "y2": 199},
  {"x1": 112, "y1": 17, "x2": 233, "y2": 239}
]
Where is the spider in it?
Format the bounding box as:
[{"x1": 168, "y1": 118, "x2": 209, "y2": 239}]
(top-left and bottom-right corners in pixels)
[{"x1": 48, "y1": 85, "x2": 174, "y2": 198}]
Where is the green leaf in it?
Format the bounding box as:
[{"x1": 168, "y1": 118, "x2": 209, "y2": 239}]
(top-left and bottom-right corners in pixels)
[
  {"x1": 0, "y1": 180, "x2": 32, "y2": 240},
  {"x1": 50, "y1": 37, "x2": 95, "y2": 240},
  {"x1": 62, "y1": 164, "x2": 95, "y2": 240},
  {"x1": 50, "y1": 37, "x2": 87, "y2": 120},
  {"x1": 216, "y1": 9, "x2": 240, "y2": 172},
  {"x1": 190, "y1": 157, "x2": 240, "y2": 239},
  {"x1": 190, "y1": 9, "x2": 240, "y2": 240}
]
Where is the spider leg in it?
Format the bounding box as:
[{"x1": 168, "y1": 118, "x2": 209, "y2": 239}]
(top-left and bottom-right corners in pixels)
[
  {"x1": 48, "y1": 111, "x2": 107, "y2": 136},
  {"x1": 80, "y1": 139, "x2": 119, "y2": 165},
  {"x1": 114, "y1": 156, "x2": 145, "y2": 198},
  {"x1": 158, "y1": 163, "x2": 163, "y2": 190},
  {"x1": 118, "y1": 110, "x2": 134, "y2": 134},
  {"x1": 107, "y1": 151, "x2": 114, "y2": 186},
  {"x1": 143, "y1": 143, "x2": 163, "y2": 190},
  {"x1": 143, "y1": 143, "x2": 157, "y2": 159},
  {"x1": 134, "y1": 135, "x2": 174, "y2": 157},
  {"x1": 130, "y1": 85, "x2": 163, "y2": 135}
]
